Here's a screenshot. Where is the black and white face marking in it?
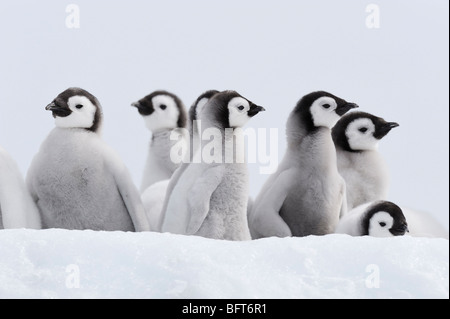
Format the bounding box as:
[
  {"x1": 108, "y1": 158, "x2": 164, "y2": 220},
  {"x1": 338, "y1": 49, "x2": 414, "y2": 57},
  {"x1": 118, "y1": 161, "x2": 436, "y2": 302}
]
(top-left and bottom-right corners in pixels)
[
  {"x1": 294, "y1": 91, "x2": 358, "y2": 131},
  {"x1": 228, "y1": 97, "x2": 253, "y2": 128},
  {"x1": 333, "y1": 112, "x2": 399, "y2": 152},
  {"x1": 227, "y1": 96, "x2": 265, "y2": 128},
  {"x1": 346, "y1": 118, "x2": 379, "y2": 151},
  {"x1": 310, "y1": 96, "x2": 344, "y2": 128},
  {"x1": 132, "y1": 91, "x2": 187, "y2": 132},
  {"x1": 368, "y1": 212, "x2": 397, "y2": 237},
  {"x1": 203, "y1": 91, "x2": 265, "y2": 129},
  {"x1": 46, "y1": 88, "x2": 102, "y2": 132},
  {"x1": 363, "y1": 201, "x2": 409, "y2": 237}
]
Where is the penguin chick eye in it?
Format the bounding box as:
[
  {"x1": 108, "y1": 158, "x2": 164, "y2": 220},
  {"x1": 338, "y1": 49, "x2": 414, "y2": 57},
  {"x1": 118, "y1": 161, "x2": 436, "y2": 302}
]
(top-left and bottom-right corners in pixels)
[
  {"x1": 379, "y1": 222, "x2": 387, "y2": 227},
  {"x1": 238, "y1": 106, "x2": 245, "y2": 111},
  {"x1": 359, "y1": 127, "x2": 368, "y2": 133},
  {"x1": 322, "y1": 104, "x2": 331, "y2": 109},
  {"x1": 160, "y1": 104, "x2": 167, "y2": 110},
  {"x1": 76, "y1": 105, "x2": 84, "y2": 109}
]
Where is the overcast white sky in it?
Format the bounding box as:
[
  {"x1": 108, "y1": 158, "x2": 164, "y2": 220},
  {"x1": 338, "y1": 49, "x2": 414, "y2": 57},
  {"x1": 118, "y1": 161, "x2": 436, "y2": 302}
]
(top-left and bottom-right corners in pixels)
[{"x1": 0, "y1": 0, "x2": 448, "y2": 229}]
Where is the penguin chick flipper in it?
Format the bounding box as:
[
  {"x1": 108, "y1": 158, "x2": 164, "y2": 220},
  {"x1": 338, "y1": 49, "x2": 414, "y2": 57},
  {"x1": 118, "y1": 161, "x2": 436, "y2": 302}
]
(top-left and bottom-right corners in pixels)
[
  {"x1": 113, "y1": 167, "x2": 151, "y2": 232},
  {"x1": 158, "y1": 163, "x2": 189, "y2": 230},
  {"x1": 251, "y1": 170, "x2": 294, "y2": 238},
  {"x1": 105, "y1": 150, "x2": 151, "y2": 232},
  {"x1": 186, "y1": 165, "x2": 225, "y2": 235}
]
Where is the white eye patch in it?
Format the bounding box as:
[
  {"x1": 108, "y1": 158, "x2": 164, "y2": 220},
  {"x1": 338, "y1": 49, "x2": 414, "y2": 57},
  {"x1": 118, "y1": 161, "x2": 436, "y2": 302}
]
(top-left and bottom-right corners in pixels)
[
  {"x1": 228, "y1": 97, "x2": 251, "y2": 128},
  {"x1": 368, "y1": 211, "x2": 395, "y2": 237},
  {"x1": 310, "y1": 96, "x2": 340, "y2": 129},
  {"x1": 346, "y1": 118, "x2": 379, "y2": 151},
  {"x1": 144, "y1": 95, "x2": 181, "y2": 132},
  {"x1": 55, "y1": 96, "x2": 97, "y2": 129}
]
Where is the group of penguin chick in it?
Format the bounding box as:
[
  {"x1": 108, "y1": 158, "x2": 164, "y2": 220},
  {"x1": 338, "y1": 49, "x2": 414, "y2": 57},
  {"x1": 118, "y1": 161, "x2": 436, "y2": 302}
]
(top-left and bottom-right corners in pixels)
[{"x1": 0, "y1": 87, "x2": 448, "y2": 241}]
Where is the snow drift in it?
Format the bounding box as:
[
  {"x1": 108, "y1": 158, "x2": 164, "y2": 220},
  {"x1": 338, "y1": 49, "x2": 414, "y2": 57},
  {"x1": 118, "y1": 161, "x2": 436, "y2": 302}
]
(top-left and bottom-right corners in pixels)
[{"x1": 0, "y1": 230, "x2": 448, "y2": 299}]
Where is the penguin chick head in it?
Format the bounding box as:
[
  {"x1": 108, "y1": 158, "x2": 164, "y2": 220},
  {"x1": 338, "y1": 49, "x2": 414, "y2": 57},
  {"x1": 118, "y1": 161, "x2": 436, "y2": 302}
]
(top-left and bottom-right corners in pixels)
[
  {"x1": 189, "y1": 90, "x2": 220, "y2": 123},
  {"x1": 292, "y1": 91, "x2": 359, "y2": 132},
  {"x1": 132, "y1": 91, "x2": 187, "y2": 133},
  {"x1": 363, "y1": 201, "x2": 409, "y2": 237},
  {"x1": 333, "y1": 112, "x2": 399, "y2": 152},
  {"x1": 46, "y1": 87, "x2": 103, "y2": 133},
  {"x1": 200, "y1": 90, "x2": 265, "y2": 129}
]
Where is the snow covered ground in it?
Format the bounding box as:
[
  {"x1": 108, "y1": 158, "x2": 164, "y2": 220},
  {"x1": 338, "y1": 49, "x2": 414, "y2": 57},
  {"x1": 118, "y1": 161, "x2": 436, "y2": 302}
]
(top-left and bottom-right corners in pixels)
[{"x1": 0, "y1": 230, "x2": 448, "y2": 299}]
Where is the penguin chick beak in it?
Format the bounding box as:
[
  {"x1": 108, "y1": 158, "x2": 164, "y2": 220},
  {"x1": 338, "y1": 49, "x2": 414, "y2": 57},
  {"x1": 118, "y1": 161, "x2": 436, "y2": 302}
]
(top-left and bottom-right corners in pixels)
[
  {"x1": 46, "y1": 101, "x2": 72, "y2": 118},
  {"x1": 336, "y1": 102, "x2": 359, "y2": 116},
  {"x1": 131, "y1": 102, "x2": 142, "y2": 109},
  {"x1": 131, "y1": 102, "x2": 147, "y2": 111},
  {"x1": 390, "y1": 223, "x2": 409, "y2": 236},
  {"x1": 375, "y1": 122, "x2": 400, "y2": 139},
  {"x1": 248, "y1": 105, "x2": 266, "y2": 117},
  {"x1": 45, "y1": 102, "x2": 57, "y2": 111},
  {"x1": 132, "y1": 102, "x2": 154, "y2": 116}
]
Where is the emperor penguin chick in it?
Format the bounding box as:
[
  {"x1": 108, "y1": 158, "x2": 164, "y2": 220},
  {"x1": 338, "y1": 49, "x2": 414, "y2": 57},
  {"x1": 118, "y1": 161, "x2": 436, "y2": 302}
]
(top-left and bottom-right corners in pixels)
[
  {"x1": 165, "y1": 90, "x2": 220, "y2": 200},
  {"x1": 332, "y1": 112, "x2": 399, "y2": 210},
  {"x1": 142, "y1": 90, "x2": 219, "y2": 231},
  {"x1": 250, "y1": 91, "x2": 358, "y2": 238},
  {"x1": 132, "y1": 91, "x2": 187, "y2": 193},
  {"x1": 27, "y1": 88, "x2": 150, "y2": 231},
  {"x1": 335, "y1": 201, "x2": 409, "y2": 237},
  {"x1": 161, "y1": 90, "x2": 265, "y2": 240}
]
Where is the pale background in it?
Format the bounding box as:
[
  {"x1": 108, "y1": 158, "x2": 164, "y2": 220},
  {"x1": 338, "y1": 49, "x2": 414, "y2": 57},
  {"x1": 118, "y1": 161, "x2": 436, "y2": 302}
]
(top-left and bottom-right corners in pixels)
[{"x1": 0, "y1": 0, "x2": 448, "y2": 229}]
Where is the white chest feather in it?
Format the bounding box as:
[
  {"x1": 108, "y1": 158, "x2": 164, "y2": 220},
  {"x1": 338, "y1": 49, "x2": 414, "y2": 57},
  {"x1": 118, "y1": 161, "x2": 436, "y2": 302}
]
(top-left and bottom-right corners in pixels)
[
  {"x1": 337, "y1": 149, "x2": 389, "y2": 209},
  {"x1": 27, "y1": 128, "x2": 136, "y2": 231},
  {"x1": 141, "y1": 130, "x2": 186, "y2": 192}
]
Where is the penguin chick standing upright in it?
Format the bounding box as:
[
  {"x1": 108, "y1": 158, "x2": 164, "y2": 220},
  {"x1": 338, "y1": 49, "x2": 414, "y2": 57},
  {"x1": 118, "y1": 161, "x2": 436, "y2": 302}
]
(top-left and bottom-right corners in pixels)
[
  {"x1": 0, "y1": 147, "x2": 41, "y2": 229},
  {"x1": 142, "y1": 90, "x2": 219, "y2": 231},
  {"x1": 27, "y1": 88, "x2": 150, "y2": 231},
  {"x1": 335, "y1": 201, "x2": 409, "y2": 237},
  {"x1": 250, "y1": 91, "x2": 358, "y2": 238},
  {"x1": 161, "y1": 91, "x2": 265, "y2": 240},
  {"x1": 165, "y1": 90, "x2": 220, "y2": 201},
  {"x1": 132, "y1": 91, "x2": 187, "y2": 193},
  {"x1": 332, "y1": 112, "x2": 399, "y2": 210}
]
